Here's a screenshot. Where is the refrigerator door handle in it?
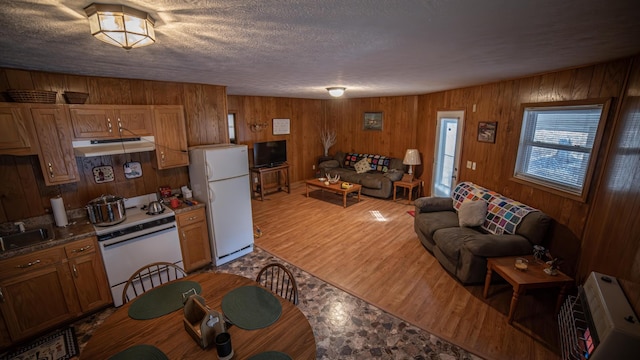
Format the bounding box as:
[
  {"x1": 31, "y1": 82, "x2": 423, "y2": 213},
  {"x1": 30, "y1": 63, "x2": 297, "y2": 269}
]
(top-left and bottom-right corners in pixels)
[
  {"x1": 206, "y1": 161, "x2": 213, "y2": 181},
  {"x1": 208, "y1": 183, "x2": 216, "y2": 202}
]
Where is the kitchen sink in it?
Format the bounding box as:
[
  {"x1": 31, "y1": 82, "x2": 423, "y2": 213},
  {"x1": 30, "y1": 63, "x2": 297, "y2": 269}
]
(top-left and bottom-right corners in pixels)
[{"x1": 0, "y1": 228, "x2": 51, "y2": 252}]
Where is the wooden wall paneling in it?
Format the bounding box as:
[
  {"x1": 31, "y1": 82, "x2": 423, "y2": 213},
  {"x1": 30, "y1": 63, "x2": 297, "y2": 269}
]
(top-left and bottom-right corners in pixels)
[
  {"x1": 126, "y1": 80, "x2": 150, "y2": 105},
  {"x1": 0, "y1": 68, "x2": 225, "y2": 221},
  {"x1": 150, "y1": 81, "x2": 183, "y2": 105},
  {"x1": 3, "y1": 69, "x2": 34, "y2": 91},
  {"x1": 570, "y1": 66, "x2": 593, "y2": 99},
  {"x1": 182, "y1": 84, "x2": 206, "y2": 146},
  {"x1": 551, "y1": 68, "x2": 574, "y2": 102},
  {"x1": 30, "y1": 72, "x2": 66, "y2": 104},
  {"x1": 207, "y1": 84, "x2": 227, "y2": 145},
  {"x1": 0, "y1": 156, "x2": 38, "y2": 221},
  {"x1": 63, "y1": 74, "x2": 90, "y2": 96},
  {"x1": 579, "y1": 56, "x2": 640, "y2": 289}
]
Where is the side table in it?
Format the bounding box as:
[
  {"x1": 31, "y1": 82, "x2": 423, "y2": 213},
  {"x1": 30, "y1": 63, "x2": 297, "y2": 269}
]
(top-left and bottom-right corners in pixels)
[
  {"x1": 250, "y1": 164, "x2": 290, "y2": 200},
  {"x1": 483, "y1": 255, "x2": 573, "y2": 324},
  {"x1": 393, "y1": 179, "x2": 422, "y2": 204}
]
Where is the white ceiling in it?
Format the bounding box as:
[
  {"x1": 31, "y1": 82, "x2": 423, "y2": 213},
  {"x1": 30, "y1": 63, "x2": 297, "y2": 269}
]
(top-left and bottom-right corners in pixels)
[{"x1": 1, "y1": 0, "x2": 640, "y2": 99}]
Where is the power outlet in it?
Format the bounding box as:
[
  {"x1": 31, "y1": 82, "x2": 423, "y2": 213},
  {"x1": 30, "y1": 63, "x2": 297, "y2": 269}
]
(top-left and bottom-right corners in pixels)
[
  {"x1": 472, "y1": 162, "x2": 477, "y2": 170},
  {"x1": 312, "y1": 164, "x2": 316, "y2": 170},
  {"x1": 466, "y1": 161, "x2": 472, "y2": 169}
]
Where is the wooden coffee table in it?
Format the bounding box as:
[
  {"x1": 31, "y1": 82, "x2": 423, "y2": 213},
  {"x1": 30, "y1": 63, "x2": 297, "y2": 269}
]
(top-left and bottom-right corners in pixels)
[
  {"x1": 483, "y1": 255, "x2": 573, "y2": 324},
  {"x1": 305, "y1": 179, "x2": 362, "y2": 208}
]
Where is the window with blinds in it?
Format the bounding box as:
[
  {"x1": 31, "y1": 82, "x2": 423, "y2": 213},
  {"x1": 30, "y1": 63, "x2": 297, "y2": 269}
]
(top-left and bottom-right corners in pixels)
[{"x1": 514, "y1": 101, "x2": 608, "y2": 197}]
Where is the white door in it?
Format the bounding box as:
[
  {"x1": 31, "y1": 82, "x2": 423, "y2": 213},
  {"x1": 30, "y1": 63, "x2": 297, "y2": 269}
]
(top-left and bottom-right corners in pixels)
[
  {"x1": 205, "y1": 145, "x2": 249, "y2": 181},
  {"x1": 432, "y1": 110, "x2": 464, "y2": 197},
  {"x1": 208, "y1": 175, "x2": 254, "y2": 259}
]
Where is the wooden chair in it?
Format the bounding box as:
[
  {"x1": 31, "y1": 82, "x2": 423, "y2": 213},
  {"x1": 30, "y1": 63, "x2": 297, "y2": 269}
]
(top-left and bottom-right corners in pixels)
[
  {"x1": 121, "y1": 262, "x2": 187, "y2": 304},
  {"x1": 256, "y1": 263, "x2": 298, "y2": 305},
  {"x1": 256, "y1": 263, "x2": 299, "y2": 305}
]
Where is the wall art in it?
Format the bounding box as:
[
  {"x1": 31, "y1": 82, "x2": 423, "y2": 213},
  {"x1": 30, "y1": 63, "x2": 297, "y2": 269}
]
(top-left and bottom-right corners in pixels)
[
  {"x1": 478, "y1": 121, "x2": 497, "y2": 143},
  {"x1": 363, "y1": 112, "x2": 383, "y2": 131}
]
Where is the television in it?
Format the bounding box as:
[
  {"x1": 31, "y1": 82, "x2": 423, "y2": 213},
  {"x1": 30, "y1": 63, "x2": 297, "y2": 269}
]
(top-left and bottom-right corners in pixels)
[{"x1": 253, "y1": 140, "x2": 287, "y2": 168}]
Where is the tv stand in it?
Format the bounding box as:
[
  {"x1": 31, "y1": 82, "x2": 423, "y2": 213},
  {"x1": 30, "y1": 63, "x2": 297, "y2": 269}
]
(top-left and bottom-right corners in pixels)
[{"x1": 251, "y1": 163, "x2": 290, "y2": 201}]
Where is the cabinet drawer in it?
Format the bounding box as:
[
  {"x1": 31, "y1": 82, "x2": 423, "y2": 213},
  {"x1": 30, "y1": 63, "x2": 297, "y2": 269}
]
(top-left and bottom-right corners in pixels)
[
  {"x1": 64, "y1": 237, "x2": 97, "y2": 258},
  {"x1": 0, "y1": 246, "x2": 66, "y2": 280},
  {"x1": 177, "y1": 207, "x2": 206, "y2": 227}
]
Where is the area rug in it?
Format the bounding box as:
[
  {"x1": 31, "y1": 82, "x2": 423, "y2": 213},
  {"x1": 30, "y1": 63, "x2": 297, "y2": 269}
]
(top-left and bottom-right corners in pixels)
[
  {"x1": 0, "y1": 327, "x2": 78, "y2": 360},
  {"x1": 407, "y1": 210, "x2": 415, "y2": 217}
]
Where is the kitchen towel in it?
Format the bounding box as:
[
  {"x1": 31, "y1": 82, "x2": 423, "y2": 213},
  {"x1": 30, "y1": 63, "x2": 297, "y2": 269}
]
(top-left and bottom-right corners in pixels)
[{"x1": 50, "y1": 196, "x2": 68, "y2": 227}]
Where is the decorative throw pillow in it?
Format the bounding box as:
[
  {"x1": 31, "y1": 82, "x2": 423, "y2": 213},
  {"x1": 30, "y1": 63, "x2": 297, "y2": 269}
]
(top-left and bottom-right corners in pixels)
[
  {"x1": 354, "y1": 158, "x2": 371, "y2": 174},
  {"x1": 458, "y1": 200, "x2": 487, "y2": 227}
]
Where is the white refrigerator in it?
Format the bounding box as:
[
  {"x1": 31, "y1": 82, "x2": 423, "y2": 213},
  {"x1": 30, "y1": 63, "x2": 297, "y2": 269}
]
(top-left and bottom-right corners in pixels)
[{"x1": 188, "y1": 144, "x2": 254, "y2": 265}]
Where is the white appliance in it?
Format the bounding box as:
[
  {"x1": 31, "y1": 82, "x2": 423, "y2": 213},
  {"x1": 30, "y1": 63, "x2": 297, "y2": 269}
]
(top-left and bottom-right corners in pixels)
[
  {"x1": 95, "y1": 193, "x2": 183, "y2": 307},
  {"x1": 189, "y1": 144, "x2": 254, "y2": 265},
  {"x1": 558, "y1": 271, "x2": 640, "y2": 359}
]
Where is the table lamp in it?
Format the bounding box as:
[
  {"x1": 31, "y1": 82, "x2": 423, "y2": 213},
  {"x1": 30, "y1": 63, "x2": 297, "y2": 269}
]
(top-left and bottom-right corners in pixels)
[{"x1": 403, "y1": 149, "x2": 421, "y2": 181}]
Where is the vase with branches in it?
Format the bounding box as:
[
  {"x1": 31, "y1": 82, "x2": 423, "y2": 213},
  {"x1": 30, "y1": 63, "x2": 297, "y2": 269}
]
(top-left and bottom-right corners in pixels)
[{"x1": 320, "y1": 127, "x2": 336, "y2": 156}]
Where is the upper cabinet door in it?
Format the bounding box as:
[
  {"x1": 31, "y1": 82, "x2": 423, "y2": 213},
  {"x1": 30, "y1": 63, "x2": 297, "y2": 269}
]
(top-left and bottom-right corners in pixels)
[
  {"x1": 115, "y1": 106, "x2": 153, "y2": 137},
  {"x1": 153, "y1": 105, "x2": 189, "y2": 169},
  {"x1": 0, "y1": 104, "x2": 38, "y2": 155},
  {"x1": 68, "y1": 105, "x2": 114, "y2": 139},
  {"x1": 30, "y1": 106, "x2": 79, "y2": 185},
  {"x1": 69, "y1": 105, "x2": 153, "y2": 139}
]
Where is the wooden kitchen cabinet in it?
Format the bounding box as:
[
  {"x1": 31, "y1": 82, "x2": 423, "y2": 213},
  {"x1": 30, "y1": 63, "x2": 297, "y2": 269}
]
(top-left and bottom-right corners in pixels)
[
  {"x1": 68, "y1": 105, "x2": 153, "y2": 139},
  {"x1": 152, "y1": 105, "x2": 189, "y2": 169},
  {"x1": 65, "y1": 237, "x2": 112, "y2": 312},
  {"x1": 30, "y1": 105, "x2": 79, "y2": 186},
  {"x1": 0, "y1": 237, "x2": 111, "y2": 346},
  {"x1": 177, "y1": 207, "x2": 212, "y2": 272},
  {"x1": 0, "y1": 104, "x2": 39, "y2": 155},
  {"x1": 0, "y1": 246, "x2": 80, "y2": 343},
  {"x1": 0, "y1": 311, "x2": 10, "y2": 349}
]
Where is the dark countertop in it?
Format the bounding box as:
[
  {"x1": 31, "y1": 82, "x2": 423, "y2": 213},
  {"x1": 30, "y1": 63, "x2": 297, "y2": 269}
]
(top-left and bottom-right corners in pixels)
[
  {"x1": 0, "y1": 219, "x2": 96, "y2": 260},
  {"x1": 1, "y1": 199, "x2": 205, "y2": 261},
  {"x1": 168, "y1": 198, "x2": 206, "y2": 215}
]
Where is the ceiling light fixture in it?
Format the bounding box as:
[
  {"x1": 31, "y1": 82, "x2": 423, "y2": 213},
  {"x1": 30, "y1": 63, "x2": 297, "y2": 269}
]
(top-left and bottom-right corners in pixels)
[
  {"x1": 84, "y1": 3, "x2": 156, "y2": 50},
  {"x1": 326, "y1": 87, "x2": 346, "y2": 97}
]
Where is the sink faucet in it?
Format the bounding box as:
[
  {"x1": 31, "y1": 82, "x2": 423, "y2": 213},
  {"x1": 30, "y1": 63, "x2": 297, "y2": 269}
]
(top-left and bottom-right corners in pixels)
[{"x1": 14, "y1": 222, "x2": 25, "y2": 233}]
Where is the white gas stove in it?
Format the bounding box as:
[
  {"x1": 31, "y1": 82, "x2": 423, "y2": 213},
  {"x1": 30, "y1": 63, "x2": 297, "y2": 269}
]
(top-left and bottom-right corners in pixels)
[{"x1": 95, "y1": 193, "x2": 183, "y2": 307}]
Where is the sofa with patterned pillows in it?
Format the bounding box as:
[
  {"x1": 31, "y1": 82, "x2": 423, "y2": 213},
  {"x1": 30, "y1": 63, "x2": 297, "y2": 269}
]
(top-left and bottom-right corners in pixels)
[
  {"x1": 413, "y1": 181, "x2": 551, "y2": 284},
  {"x1": 318, "y1": 151, "x2": 405, "y2": 198}
]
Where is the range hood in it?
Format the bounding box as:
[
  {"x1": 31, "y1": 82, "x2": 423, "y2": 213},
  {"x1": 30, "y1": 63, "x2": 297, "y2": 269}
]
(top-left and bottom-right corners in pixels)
[{"x1": 73, "y1": 136, "x2": 156, "y2": 157}]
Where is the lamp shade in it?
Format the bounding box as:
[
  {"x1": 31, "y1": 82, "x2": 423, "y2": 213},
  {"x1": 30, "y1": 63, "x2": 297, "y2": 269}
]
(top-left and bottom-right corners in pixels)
[
  {"x1": 326, "y1": 87, "x2": 346, "y2": 97},
  {"x1": 85, "y1": 3, "x2": 156, "y2": 50},
  {"x1": 403, "y1": 149, "x2": 421, "y2": 165}
]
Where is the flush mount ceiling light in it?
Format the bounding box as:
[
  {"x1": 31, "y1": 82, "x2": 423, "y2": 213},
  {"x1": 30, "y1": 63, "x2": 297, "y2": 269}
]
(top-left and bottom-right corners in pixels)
[
  {"x1": 326, "y1": 87, "x2": 346, "y2": 97},
  {"x1": 84, "y1": 3, "x2": 156, "y2": 50}
]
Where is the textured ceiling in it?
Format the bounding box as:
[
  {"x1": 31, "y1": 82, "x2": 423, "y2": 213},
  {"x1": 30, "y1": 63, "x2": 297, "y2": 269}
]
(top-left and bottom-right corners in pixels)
[{"x1": 1, "y1": 0, "x2": 640, "y2": 99}]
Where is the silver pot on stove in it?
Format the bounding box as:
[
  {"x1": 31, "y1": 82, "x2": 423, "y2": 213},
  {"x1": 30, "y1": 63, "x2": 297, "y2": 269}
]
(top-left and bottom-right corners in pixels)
[{"x1": 86, "y1": 195, "x2": 126, "y2": 227}]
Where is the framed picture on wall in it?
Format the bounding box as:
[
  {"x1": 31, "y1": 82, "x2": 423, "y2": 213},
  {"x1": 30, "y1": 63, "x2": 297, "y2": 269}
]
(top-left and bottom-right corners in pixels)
[
  {"x1": 478, "y1": 121, "x2": 497, "y2": 143},
  {"x1": 273, "y1": 118, "x2": 290, "y2": 135},
  {"x1": 363, "y1": 112, "x2": 383, "y2": 130}
]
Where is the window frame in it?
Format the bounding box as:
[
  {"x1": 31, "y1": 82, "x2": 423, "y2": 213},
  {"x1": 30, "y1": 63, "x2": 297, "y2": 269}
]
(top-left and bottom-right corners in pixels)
[{"x1": 512, "y1": 98, "x2": 611, "y2": 202}]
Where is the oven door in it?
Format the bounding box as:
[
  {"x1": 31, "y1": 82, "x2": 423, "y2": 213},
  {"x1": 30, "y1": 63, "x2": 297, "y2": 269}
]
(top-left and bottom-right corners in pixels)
[{"x1": 99, "y1": 225, "x2": 183, "y2": 307}]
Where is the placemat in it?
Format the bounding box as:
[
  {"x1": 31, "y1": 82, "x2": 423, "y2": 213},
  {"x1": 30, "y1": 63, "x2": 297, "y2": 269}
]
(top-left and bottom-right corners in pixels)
[
  {"x1": 128, "y1": 280, "x2": 201, "y2": 320},
  {"x1": 221, "y1": 285, "x2": 282, "y2": 330},
  {"x1": 108, "y1": 344, "x2": 168, "y2": 360},
  {"x1": 248, "y1": 351, "x2": 292, "y2": 360}
]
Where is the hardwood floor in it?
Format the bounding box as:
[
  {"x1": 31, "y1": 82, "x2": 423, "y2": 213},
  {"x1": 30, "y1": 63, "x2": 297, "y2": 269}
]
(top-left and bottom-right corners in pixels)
[{"x1": 252, "y1": 182, "x2": 562, "y2": 360}]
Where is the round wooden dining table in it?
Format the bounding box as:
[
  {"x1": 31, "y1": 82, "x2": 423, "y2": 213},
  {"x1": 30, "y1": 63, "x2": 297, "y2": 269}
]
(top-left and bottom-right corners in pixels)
[{"x1": 81, "y1": 272, "x2": 316, "y2": 359}]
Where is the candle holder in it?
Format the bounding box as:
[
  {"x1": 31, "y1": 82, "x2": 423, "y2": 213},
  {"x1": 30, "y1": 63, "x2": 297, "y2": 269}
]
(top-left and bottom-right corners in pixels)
[{"x1": 514, "y1": 257, "x2": 529, "y2": 271}]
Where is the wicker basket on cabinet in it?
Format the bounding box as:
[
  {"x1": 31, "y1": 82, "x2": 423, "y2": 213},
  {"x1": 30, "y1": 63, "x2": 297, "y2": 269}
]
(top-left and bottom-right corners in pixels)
[
  {"x1": 63, "y1": 91, "x2": 89, "y2": 104},
  {"x1": 7, "y1": 89, "x2": 57, "y2": 103}
]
